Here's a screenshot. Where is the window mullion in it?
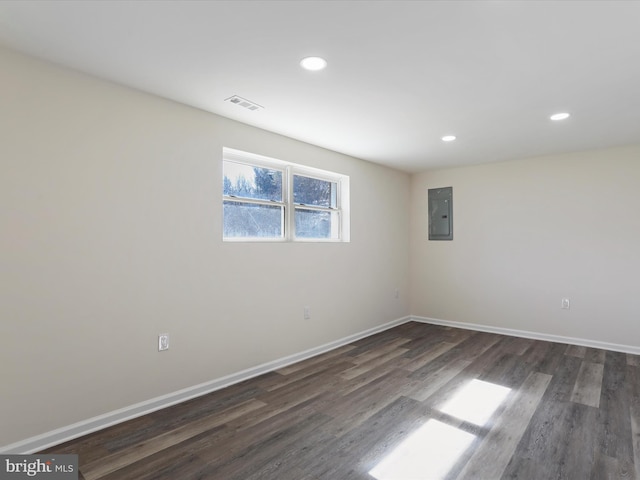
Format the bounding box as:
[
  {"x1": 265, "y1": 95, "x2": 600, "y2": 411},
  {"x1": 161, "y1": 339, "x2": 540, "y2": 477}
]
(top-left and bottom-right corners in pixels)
[
  {"x1": 286, "y1": 166, "x2": 294, "y2": 241},
  {"x1": 224, "y1": 196, "x2": 285, "y2": 205},
  {"x1": 294, "y1": 204, "x2": 338, "y2": 212}
]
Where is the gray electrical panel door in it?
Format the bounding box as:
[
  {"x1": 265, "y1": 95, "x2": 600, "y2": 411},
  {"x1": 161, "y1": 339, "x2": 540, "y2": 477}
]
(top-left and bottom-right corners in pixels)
[{"x1": 428, "y1": 187, "x2": 453, "y2": 240}]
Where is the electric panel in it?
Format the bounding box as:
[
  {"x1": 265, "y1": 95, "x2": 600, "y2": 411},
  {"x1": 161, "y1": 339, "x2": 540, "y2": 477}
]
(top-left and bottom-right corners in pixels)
[{"x1": 428, "y1": 187, "x2": 453, "y2": 240}]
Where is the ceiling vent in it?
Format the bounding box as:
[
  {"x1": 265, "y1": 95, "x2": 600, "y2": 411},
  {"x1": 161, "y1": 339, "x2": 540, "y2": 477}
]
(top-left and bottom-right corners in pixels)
[{"x1": 225, "y1": 95, "x2": 264, "y2": 111}]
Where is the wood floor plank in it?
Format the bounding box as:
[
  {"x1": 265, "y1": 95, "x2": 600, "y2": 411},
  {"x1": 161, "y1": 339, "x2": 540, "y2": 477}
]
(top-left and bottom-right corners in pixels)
[
  {"x1": 477, "y1": 352, "x2": 526, "y2": 388},
  {"x1": 401, "y1": 341, "x2": 458, "y2": 372},
  {"x1": 350, "y1": 337, "x2": 412, "y2": 365},
  {"x1": 532, "y1": 341, "x2": 567, "y2": 375},
  {"x1": 169, "y1": 400, "x2": 331, "y2": 480},
  {"x1": 322, "y1": 371, "x2": 410, "y2": 437},
  {"x1": 345, "y1": 329, "x2": 406, "y2": 357},
  {"x1": 630, "y1": 403, "x2": 640, "y2": 480},
  {"x1": 242, "y1": 427, "x2": 336, "y2": 480},
  {"x1": 250, "y1": 386, "x2": 332, "y2": 430},
  {"x1": 453, "y1": 331, "x2": 504, "y2": 362},
  {"x1": 405, "y1": 359, "x2": 471, "y2": 402},
  {"x1": 505, "y1": 354, "x2": 625, "y2": 480},
  {"x1": 570, "y1": 361, "x2": 604, "y2": 407},
  {"x1": 321, "y1": 370, "x2": 399, "y2": 416},
  {"x1": 456, "y1": 371, "x2": 552, "y2": 480},
  {"x1": 262, "y1": 358, "x2": 355, "y2": 393},
  {"x1": 591, "y1": 451, "x2": 636, "y2": 480},
  {"x1": 340, "y1": 346, "x2": 409, "y2": 379},
  {"x1": 275, "y1": 344, "x2": 356, "y2": 375},
  {"x1": 544, "y1": 353, "x2": 583, "y2": 402},
  {"x1": 398, "y1": 326, "x2": 468, "y2": 359},
  {"x1": 333, "y1": 362, "x2": 401, "y2": 397},
  {"x1": 497, "y1": 335, "x2": 534, "y2": 356},
  {"x1": 197, "y1": 412, "x2": 333, "y2": 480},
  {"x1": 40, "y1": 413, "x2": 156, "y2": 463},
  {"x1": 585, "y1": 347, "x2": 607, "y2": 364},
  {"x1": 81, "y1": 399, "x2": 266, "y2": 480},
  {"x1": 407, "y1": 332, "x2": 501, "y2": 384},
  {"x1": 628, "y1": 364, "x2": 640, "y2": 480},
  {"x1": 565, "y1": 344, "x2": 587, "y2": 358},
  {"x1": 98, "y1": 443, "x2": 210, "y2": 480},
  {"x1": 503, "y1": 401, "x2": 599, "y2": 480},
  {"x1": 306, "y1": 396, "x2": 425, "y2": 479},
  {"x1": 551, "y1": 403, "x2": 600, "y2": 480},
  {"x1": 598, "y1": 351, "x2": 634, "y2": 462}
]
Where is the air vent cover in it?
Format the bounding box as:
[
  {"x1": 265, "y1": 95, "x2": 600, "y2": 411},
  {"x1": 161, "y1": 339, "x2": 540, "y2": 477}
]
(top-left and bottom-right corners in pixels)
[{"x1": 225, "y1": 95, "x2": 264, "y2": 111}]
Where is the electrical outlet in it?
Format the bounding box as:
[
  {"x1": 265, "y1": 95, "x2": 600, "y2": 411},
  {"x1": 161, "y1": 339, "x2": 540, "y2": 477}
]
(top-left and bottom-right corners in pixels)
[
  {"x1": 395, "y1": 289, "x2": 400, "y2": 299},
  {"x1": 158, "y1": 334, "x2": 169, "y2": 351},
  {"x1": 561, "y1": 298, "x2": 570, "y2": 310},
  {"x1": 304, "y1": 306, "x2": 311, "y2": 320}
]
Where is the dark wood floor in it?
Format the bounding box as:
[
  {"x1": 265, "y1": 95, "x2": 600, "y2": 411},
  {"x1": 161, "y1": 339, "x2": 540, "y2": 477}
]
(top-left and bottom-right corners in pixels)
[{"x1": 43, "y1": 322, "x2": 640, "y2": 479}]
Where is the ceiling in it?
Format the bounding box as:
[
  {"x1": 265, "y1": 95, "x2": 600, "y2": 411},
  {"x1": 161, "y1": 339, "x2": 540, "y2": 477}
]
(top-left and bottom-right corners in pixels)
[{"x1": 1, "y1": 1, "x2": 639, "y2": 173}]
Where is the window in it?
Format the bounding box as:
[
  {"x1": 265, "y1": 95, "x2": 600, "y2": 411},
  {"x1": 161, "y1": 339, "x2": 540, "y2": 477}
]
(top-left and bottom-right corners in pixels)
[{"x1": 223, "y1": 148, "x2": 349, "y2": 242}]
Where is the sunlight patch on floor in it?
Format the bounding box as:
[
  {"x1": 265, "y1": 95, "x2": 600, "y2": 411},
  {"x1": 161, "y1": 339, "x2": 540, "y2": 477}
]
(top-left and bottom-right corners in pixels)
[
  {"x1": 369, "y1": 379, "x2": 512, "y2": 480},
  {"x1": 439, "y1": 379, "x2": 511, "y2": 426},
  {"x1": 440, "y1": 379, "x2": 511, "y2": 426},
  {"x1": 369, "y1": 419, "x2": 475, "y2": 480}
]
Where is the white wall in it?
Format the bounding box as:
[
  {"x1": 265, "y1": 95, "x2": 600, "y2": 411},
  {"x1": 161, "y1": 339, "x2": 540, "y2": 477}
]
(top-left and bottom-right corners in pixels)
[
  {"x1": 0, "y1": 47, "x2": 411, "y2": 448},
  {"x1": 411, "y1": 146, "x2": 640, "y2": 346}
]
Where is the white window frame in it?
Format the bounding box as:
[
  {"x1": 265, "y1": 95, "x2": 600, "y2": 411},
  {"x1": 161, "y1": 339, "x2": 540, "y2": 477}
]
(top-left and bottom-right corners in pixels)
[{"x1": 223, "y1": 147, "x2": 350, "y2": 242}]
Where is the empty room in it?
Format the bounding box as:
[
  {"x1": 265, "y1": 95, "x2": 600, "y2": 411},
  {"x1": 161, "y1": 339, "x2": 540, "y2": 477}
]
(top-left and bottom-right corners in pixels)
[{"x1": 2, "y1": 1, "x2": 640, "y2": 479}]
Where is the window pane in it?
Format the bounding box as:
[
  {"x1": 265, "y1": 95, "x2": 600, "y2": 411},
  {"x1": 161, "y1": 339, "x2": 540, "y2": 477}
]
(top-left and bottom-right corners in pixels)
[
  {"x1": 293, "y1": 175, "x2": 337, "y2": 208},
  {"x1": 295, "y1": 208, "x2": 339, "y2": 239},
  {"x1": 223, "y1": 201, "x2": 283, "y2": 238},
  {"x1": 223, "y1": 161, "x2": 282, "y2": 202}
]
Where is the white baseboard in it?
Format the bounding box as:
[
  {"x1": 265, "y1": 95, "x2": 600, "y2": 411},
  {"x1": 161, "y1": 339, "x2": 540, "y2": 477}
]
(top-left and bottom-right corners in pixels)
[
  {"x1": 1, "y1": 316, "x2": 412, "y2": 454},
  {"x1": 411, "y1": 315, "x2": 640, "y2": 355}
]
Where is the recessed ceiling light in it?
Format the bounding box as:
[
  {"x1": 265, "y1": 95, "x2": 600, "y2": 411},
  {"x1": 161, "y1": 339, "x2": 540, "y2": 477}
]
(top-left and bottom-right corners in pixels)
[
  {"x1": 442, "y1": 135, "x2": 456, "y2": 142},
  {"x1": 550, "y1": 112, "x2": 570, "y2": 121},
  {"x1": 300, "y1": 56, "x2": 327, "y2": 71}
]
